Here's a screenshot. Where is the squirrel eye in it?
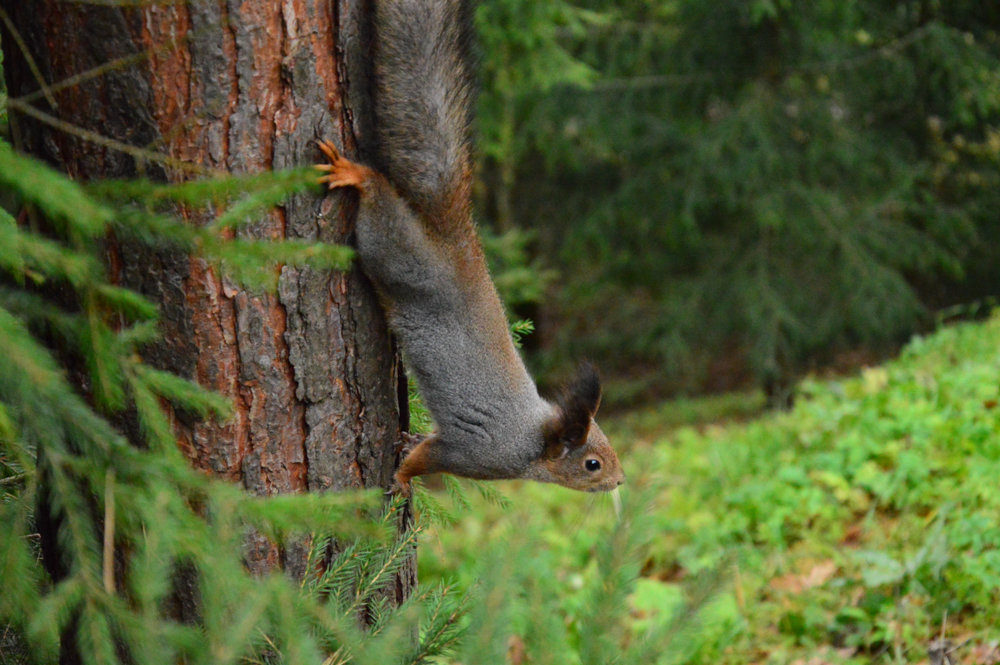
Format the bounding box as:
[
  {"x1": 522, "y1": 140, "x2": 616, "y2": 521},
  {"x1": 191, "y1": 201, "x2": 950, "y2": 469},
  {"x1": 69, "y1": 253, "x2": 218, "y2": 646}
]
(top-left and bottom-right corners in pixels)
[{"x1": 585, "y1": 458, "x2": 601, "y2": 472}]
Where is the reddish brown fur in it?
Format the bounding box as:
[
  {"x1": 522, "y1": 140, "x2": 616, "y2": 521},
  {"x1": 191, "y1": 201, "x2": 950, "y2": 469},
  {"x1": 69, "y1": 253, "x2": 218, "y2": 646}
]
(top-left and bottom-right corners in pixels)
[{"x1": 394, "y1": 436, "x2": 439, "y2": 491}]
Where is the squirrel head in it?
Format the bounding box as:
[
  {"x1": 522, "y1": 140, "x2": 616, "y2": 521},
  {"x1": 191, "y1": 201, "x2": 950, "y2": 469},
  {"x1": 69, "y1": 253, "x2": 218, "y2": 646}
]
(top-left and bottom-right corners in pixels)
[{"x1": 540, "y1": 363, "x2": 625, "y2": 492}]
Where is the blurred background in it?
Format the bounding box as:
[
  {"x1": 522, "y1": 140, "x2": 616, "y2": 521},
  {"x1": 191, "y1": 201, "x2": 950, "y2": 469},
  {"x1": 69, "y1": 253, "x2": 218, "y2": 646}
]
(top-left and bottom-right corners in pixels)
[{"x1": 473, "y1": 0, "x2": 1000, "y2": 407}]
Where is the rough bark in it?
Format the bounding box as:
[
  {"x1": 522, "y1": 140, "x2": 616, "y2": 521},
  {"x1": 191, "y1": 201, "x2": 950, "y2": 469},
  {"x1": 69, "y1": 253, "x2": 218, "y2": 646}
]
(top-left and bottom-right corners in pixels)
[{"x1": 1, "y1": 0, "x2": 412, "y2": 613}]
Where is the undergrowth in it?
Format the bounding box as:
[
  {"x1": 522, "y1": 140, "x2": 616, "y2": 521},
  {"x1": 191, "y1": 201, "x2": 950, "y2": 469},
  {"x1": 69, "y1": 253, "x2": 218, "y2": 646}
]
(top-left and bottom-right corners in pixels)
[
  {"x1": 0, "y1": 121, "x2": 684, "y2": 665},
  {"x1": 420, "y1": 312, "x2": 1000, "y2": 664}
]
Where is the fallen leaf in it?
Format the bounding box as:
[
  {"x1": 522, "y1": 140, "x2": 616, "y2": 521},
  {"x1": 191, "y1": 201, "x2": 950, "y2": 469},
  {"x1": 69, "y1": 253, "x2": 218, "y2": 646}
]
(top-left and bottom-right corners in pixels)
[
  {"x1": 770, "y1": 560, "x2": 838, "y2": 593},
  {"x1": 841, "y1": 523, "x2": 863, "y2": 546},
  {"x1": 802, "y1": 560, "x2": 838, "y2": 588},
  {"x1": 971, "y1": 642, "x2": 1000, "y2": 665},
  {"x1": 507, "y1": 635, "x2": 526, "y2": 665}
]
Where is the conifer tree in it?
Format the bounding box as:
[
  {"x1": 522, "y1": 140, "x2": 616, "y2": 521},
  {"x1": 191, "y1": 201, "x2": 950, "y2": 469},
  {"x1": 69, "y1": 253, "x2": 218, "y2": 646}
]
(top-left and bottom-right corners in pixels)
[
  {"x1": 475, "y1": 0, "x2": 1000, "y2": 402},
  {"x1": 0, "y1": 0, "x2": 414, "y2": 648}
]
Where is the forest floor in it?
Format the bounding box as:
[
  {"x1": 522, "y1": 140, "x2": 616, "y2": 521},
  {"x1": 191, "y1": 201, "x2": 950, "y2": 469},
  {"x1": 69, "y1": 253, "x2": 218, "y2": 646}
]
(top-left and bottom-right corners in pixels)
[{"x1": 417, "y1": 312, "x2": 1000, "y2": 665}]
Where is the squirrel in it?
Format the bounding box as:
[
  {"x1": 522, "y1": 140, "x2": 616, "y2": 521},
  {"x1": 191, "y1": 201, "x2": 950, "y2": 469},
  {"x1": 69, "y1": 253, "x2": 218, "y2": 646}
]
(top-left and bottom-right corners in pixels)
[{"x1": 316, "y1": 0, "x2": 624, "y2": 494}]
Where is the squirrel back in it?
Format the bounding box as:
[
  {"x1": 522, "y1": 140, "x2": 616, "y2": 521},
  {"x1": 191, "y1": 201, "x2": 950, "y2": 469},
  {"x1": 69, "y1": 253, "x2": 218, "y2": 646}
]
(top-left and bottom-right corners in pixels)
[{"x1": 372, "y1": 0, "x2": 521, "y2": 389}]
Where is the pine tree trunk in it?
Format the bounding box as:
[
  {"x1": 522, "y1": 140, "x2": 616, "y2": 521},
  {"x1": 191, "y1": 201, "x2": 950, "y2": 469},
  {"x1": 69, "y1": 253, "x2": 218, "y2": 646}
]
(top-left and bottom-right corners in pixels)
[{"x1": 1, "y1": 0, "x2": 413, "y2": 622}]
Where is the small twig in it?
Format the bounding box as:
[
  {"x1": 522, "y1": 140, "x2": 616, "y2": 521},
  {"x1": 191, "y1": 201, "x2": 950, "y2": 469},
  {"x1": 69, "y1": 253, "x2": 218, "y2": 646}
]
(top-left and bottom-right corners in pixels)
[
  {"x1": 17, "y1": 0, "x2": 215, "y2": 108},
  {"x1": 102, "y1": 469, "x2": 116, "y2": 594},
  {"x1": 732, "y1": 562, "x2": 745, "y2": 613},
  {"x1": 0, "y1": 474, "x2": 27, "y2": 486},
  {"x1": 585, "y1": 24, "x2": 936, "y2": 95},
  {"x1": 0, "y1": 7, "x2": 58, "y2": 109},
  {"x1": 57, "y1": 0, "x2": 189, "y2": 5},
  {"x1": 588, "y1": 73, "x2": 709, "y2": 92},
  {"x1": 16, "y1": 51, "x2": 149, "y2": 106},
  {"x1": 7, "y1": 98, "x2": 216, "y2": 176},
  {"x1": 928, "y1": 612, "x2": 973, "y2": 665}
]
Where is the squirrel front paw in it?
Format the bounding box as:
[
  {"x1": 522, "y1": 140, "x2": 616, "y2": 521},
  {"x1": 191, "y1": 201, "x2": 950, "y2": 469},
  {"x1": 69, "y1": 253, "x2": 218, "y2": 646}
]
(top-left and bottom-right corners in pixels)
[{"x1": 314, "y1": 139, "x2": 371, "y2": 191}]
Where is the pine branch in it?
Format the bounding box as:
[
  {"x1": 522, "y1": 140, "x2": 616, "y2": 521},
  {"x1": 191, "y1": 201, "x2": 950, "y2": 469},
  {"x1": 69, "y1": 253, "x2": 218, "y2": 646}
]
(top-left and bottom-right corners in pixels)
[{"x1": 0, "y1": 140, "x2": 113, "y2": 236}]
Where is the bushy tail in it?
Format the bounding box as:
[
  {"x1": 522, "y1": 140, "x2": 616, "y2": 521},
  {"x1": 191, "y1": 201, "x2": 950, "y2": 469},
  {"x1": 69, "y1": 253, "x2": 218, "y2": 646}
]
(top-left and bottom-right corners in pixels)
[{"x1": 373, "y1": 0, "x2": 475, "y2": 222}]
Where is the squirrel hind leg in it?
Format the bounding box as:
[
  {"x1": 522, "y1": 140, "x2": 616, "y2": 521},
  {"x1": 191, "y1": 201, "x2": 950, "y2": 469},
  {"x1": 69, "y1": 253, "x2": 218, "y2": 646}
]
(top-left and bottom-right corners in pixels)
[
  {"x1": 314, "y1": 139, "x2": 372, "y2": 190},
  {"x1": 395, "y1": 431, "x2": 427, "y2": 456},
  {"x1": 394, "y1": 435, "x2": 440, "y2": 491}
]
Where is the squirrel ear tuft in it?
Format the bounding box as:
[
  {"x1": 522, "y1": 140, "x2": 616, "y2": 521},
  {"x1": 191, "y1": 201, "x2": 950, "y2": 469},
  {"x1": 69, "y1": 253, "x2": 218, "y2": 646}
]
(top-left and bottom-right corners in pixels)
[
  {"x1": 543, "y1": 363, "x2": 602, "y2": 458},
  {"x1": 566, "y1": 362, "x2": 602, "y2": 416}
]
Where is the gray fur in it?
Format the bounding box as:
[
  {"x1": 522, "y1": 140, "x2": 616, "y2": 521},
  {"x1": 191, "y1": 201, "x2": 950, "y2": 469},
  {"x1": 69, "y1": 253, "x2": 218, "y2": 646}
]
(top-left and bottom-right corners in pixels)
[{"x1": 355, "y1": 180, "x2": 552, "y2": 479}]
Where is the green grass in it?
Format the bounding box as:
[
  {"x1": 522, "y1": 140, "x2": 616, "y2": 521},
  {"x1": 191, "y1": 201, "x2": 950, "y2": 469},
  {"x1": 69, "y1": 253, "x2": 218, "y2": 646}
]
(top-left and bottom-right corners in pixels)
[{"x1": 416, "y1": 312, "x2": 1000, "y2": 664}]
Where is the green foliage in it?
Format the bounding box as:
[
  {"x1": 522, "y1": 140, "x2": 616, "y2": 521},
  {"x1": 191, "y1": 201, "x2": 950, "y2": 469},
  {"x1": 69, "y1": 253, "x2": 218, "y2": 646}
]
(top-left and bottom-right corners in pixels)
[
  {"x1": 475, "y1": 0, "x2": 598, "y2": 166},
  {"x1": 477, "y1": 0, "x2": 1000, "y2": 396},
  {"x1": 509, "y1": 318, "x2": 535, "y2": 349},
  {"x1": 421, "y1": 313, "x2": 1000, "y2": 663},
  {"x1": 419, "y1": 477, "x2": 727, "y2": 665},
  {"x1": 0, "y1": 29, "x2": 6, "y2": 136},
  {"x1": 86, "y1": 168, "x2": 353, "y2": 292},
  {"x1": 480, "y1": 226, "x2": 556, "y2": 310}
]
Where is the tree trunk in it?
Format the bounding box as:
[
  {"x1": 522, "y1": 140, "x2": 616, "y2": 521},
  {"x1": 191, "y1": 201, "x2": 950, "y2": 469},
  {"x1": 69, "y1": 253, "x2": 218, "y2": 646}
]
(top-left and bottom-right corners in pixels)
[{"x1": 1, "y1": 0, "x2": 413, "y2": 616}]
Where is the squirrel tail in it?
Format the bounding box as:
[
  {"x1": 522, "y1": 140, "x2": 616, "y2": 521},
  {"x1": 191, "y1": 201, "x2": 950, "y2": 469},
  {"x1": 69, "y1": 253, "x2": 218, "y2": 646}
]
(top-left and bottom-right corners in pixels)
[{"x1": 373, "y1": 0, "x2": 476, "y2": 223}]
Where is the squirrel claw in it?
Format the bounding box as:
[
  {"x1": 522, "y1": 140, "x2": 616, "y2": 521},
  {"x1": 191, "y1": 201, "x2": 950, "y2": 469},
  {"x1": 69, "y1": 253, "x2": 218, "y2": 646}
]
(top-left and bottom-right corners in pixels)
[
  {"x1": 314, "y1": 138, "x2": 370, "y2": 191},
  {"x1": 389, "y1": 476, "x2": 412, "y2": 499},
  {"x1": 316, "y1": 138, "x2": 340, "y2": 162},
  {"x1": 396, "y1": 431, "x2": 425, "y2": 456}
]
